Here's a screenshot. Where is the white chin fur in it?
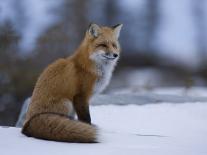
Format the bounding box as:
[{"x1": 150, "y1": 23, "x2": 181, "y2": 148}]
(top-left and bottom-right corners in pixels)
[
  {"x1": 90, "y1": 50, "x2": 118, "y2": 94},
  {"x1": 89, "y1": 50, "x2": 118, "y2": 71},
  {"x1": 90, "y1": 50, "x2": 105, "y2": 63}
]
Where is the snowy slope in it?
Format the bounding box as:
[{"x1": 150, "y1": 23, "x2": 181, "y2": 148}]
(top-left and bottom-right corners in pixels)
[{"x1": 1, "y1": 103, "x2": 207, "y2": 155}]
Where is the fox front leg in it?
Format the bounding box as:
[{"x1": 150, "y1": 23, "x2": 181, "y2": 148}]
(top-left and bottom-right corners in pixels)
[{"x1": 73, "y1": 95, "x2": 91, "y2": 124}]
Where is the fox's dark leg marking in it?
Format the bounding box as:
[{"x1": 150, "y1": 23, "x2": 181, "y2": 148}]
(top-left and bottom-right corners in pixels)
[{"x1": 73, "y1": 95, "x2": 91, "y2": 124}]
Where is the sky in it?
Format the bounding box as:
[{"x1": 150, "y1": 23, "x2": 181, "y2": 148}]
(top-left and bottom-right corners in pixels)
[
  {"x1": 120, "y1": 0, "x2": 207, "y2": 69},
  {"x1": 155, "y1": 0, "x2": 202, "y2": 69},
  {"x1": 0, "y1": 0, "x2": 207, "y2": 68},
  {"x1": 0, "y1": 0, "x2": 63, "y2": 52}
]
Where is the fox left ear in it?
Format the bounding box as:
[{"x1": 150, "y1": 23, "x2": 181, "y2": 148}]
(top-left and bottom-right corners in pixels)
[
  {"x1": 88, "y1": 23, "x2": 101, "y2": 38},
  {"x1": 112, "y1": 24, "x2": 123, "y2": 39}
]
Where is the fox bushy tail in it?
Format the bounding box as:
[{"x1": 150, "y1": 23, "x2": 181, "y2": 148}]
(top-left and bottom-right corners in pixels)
[{"x1": 22, "y1": 112, "x2": 98, "y2": 143}]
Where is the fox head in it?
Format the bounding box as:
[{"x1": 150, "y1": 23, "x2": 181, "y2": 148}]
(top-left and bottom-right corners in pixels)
[{"x1": 84, "y1": 23, "x2": 123, "y2": 65}]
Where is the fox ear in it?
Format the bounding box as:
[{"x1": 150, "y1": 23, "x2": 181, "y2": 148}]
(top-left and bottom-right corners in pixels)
[
  {"x1": 113, "y1": 24, "x2": 123, "y2": 39},
  {"x1": 88, "y1": 23, "x2": 100, "y2": 38}
]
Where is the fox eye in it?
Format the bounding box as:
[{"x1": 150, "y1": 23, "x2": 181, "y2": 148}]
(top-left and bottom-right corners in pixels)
[
  {"x1": 112, "y1": 43, "x2": 117, "y2": 49},
  {"x1": 97, "y1": 43, "x2": 107, "y2": 48}
]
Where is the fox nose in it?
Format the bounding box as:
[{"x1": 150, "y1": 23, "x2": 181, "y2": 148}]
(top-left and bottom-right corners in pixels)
[
  {"x1": 113, "y1": 53, "x2": 118, "y2": 58},
  {"x1": 105, "y1": 52, "x2": 119, "y2": 58}
]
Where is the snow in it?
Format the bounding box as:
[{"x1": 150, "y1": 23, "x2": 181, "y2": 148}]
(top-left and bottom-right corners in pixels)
[
  {"x1": 111, "y1": 87, "x2": 207, "y2": 97},
  {"x1": 150, "y1": 87, "x2": 207, "y2": 97},
  {"x1": 1, "y1": 103, "x2": 207, "y2": 155}
]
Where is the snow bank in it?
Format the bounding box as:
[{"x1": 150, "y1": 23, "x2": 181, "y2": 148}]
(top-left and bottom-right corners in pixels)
[
  {"x1": 16, "y1": 93, "x2": 207, "y2": 127},
  {"x1": 1, "y1": 103, "x2": 207, "y2": 155}
]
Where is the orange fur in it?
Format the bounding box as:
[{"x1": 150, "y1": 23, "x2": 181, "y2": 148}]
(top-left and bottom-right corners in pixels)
[{"x1": 22, "y1": 23, "x2": 122, "y2": 143}]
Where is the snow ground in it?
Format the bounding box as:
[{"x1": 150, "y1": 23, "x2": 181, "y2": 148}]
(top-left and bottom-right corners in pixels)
[{"x1": 1, "y1": 103, "x2": 207, "y2": 155}]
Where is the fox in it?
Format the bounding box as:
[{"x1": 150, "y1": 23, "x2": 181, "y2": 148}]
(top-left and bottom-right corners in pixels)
[{"x1": 21, "y1": 23, "x2": 123, "y2": 143}]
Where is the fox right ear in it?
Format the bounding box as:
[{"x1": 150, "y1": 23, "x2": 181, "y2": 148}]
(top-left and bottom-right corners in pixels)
[
  {"x1": 112, "y1": 24, "x2": 123, "y2": 39},
  {"x1": 88, "y1": 23, "x2": 100, "y2": 38}
]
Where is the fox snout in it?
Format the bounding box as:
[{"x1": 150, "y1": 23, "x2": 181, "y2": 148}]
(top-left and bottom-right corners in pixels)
[
  {"x1": 103, "y1": 51, "x2": 119, "y2": 60},
  {"x1": 90, "y1": 50, "x2": 119, "y2": 63}
]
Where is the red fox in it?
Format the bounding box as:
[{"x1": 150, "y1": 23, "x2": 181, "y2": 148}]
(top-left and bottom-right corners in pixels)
[{"x1": 22, "y1": 23, "x2": 123, "y2": 143}]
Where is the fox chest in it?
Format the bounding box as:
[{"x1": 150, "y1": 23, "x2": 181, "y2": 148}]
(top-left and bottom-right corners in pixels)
[{"x1": 93, "y1": 64, "x2": 113, "y2": 94}]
